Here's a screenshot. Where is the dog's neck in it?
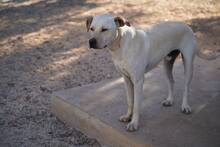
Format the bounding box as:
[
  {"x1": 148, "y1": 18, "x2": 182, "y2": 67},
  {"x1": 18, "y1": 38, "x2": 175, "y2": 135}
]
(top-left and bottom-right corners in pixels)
[
  {"x1": 108, "y1": 28, "x2": 122, "y2": 52},
  {"x1": 108, "y1": 26, "x2": 135, "y2": 58}
]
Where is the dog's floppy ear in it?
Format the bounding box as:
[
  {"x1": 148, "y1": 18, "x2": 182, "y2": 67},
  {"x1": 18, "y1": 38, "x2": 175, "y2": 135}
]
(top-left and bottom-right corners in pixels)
[
  {"x1": 86, "y1": 16, "x2": 93, "y2": 32},
  {"x1": 114, "y1": 16, "x2": 130, "y2": 27}
]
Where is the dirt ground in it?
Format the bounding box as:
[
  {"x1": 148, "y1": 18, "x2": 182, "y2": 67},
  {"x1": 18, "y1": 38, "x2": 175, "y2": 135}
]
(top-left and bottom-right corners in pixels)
[{"x1": 0, "y1": 0, "x2": 219, "y2": 146}]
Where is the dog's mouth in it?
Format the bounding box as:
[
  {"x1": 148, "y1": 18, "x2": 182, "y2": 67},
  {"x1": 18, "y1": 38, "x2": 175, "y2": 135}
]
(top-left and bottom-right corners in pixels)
[{"x1": 89, "y1": 45, "x2": 107, "y2": 49}]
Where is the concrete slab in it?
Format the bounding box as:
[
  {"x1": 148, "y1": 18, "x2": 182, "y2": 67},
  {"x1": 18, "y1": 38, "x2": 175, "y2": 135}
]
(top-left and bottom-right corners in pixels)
[{"x1": 51, "y1": 58, "x2": 220, "y2": 147}]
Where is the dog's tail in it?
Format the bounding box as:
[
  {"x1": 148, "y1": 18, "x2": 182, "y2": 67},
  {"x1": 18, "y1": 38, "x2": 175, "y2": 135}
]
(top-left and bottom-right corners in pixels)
[{"x1": 196, "y1": 48, "x2": 220, "y2": 60}]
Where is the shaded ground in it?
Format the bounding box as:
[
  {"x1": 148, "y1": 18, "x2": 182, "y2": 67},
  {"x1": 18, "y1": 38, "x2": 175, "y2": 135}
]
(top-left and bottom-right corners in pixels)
[{"x1": 0, "y1": 0, "x2": 219, "y2": 146}]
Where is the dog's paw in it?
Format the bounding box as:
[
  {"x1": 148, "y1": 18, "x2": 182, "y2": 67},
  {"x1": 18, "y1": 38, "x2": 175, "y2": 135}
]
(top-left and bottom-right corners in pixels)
[
  {"x1": 162, "y1": 99, "x2": 173, "y2": 107},
  {"x1": 181, "y1": 104, "x2": 192, "y2": 114},
  {"x1": 119, "y1": 114, "x2": 132, "y2": 123},
  {"x1": 126, "y1": 121, "x2": 138, "y2": 132}
]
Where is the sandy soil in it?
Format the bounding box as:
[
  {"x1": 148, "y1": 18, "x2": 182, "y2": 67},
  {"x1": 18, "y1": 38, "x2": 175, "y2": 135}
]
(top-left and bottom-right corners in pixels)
[{"x1": 0, "y1": 0, "x2": 219, "y2": 146}]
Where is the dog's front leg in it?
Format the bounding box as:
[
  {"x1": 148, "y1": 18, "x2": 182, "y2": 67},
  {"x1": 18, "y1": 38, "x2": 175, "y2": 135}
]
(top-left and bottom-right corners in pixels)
[
  {"x1": 126, "y1": 77, "x2": 144, "y2": 132},
  {"x1": 119, "y1": 75, "x2": 134, "y2": 123}
]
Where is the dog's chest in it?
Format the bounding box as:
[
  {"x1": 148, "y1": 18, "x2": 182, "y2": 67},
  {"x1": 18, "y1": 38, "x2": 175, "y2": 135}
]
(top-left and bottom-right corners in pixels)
[{"x1": 113, "y1": 59, "x2": 130, "y2": 77}]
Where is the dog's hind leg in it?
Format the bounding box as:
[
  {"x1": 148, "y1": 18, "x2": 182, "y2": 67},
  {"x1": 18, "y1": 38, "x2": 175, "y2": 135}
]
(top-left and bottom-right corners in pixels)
[
  {"x1": 181, "y1": 49, "x2": 195, "y2": 114},
  {"x1": 162, "y1": 50, "x2": 180, "y2": 107}
]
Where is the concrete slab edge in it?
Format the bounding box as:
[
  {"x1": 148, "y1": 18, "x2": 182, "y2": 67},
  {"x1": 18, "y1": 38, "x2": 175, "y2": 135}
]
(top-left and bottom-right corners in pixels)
[{"x1": 51, "y1": 95, "x2": 151, "y2": 147}]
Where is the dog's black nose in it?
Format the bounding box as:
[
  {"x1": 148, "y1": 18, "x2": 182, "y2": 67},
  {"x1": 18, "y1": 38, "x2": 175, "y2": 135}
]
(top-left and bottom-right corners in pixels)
[{"x1": 89, "y1": 38, "x2": 97, "y2": 49}]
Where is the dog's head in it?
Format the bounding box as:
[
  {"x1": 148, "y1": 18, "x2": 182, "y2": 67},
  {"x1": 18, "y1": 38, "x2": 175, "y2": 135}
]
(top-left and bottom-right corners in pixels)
[{"x1": 86, "y1": 13, "x2": 130, "y2": 49}]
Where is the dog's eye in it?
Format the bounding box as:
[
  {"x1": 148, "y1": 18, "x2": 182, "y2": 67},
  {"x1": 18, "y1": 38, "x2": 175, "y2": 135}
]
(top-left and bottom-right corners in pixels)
[
  {"x1": 90, "y1": 27, "x2": 94, "y2": 31},
  {"x1": 101, "y1": 28, "x2": 108, "y2": 32}
]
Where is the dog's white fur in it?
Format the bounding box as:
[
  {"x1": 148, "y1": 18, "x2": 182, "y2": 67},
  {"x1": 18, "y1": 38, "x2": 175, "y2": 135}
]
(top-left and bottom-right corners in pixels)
[{"x1": 86, "y1": 13, "x2": 220, "y2": 131}]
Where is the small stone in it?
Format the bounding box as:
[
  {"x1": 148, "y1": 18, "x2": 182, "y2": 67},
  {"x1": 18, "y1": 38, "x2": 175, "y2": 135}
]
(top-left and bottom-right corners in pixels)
[
  {"x1": 106, "y1": 74, "x2": 112, "y2": 79},
  {"x1": 25, "y1": 95, "x2": 31, "y2": 101},
  {"x1": 70, "y1": 136, "x2": 75, "y2": 143},
  {"x1": 7, "y1": 82, "x2": 15, "y2": 87},
  {"x1": 40, "y1": 85, "x2": 51, "y2": 93},
  {"x1": 0, "y1": 119, "x2": 5, "y2": 125},
  {"x1": 72, "y1": 137, "x2": 86, "y2": 145}
]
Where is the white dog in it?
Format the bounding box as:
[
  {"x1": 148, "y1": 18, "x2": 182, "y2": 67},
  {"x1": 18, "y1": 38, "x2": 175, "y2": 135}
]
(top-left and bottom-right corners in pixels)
[{"x1": 86, "y1": 13, "x2": 220, "y2": 131}]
